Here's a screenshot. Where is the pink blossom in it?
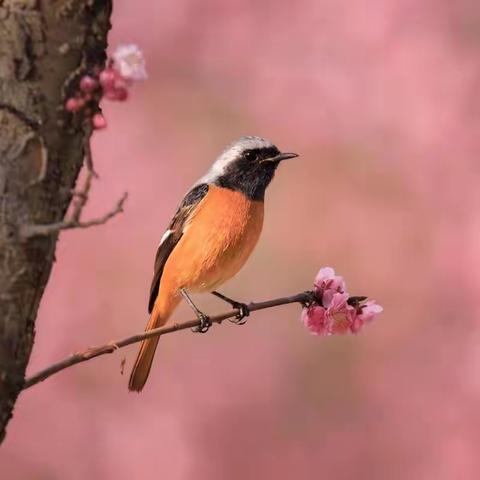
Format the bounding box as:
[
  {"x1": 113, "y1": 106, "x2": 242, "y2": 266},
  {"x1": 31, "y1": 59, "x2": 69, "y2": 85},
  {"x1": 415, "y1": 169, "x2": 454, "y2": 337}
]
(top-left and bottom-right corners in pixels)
[
  {"x1": 325, "y1": 292, "x2": 353, "y2": 334},
  {"x1": 303, "y1": 267, "x2": 383, "y2": 336},
  {"x1": 314, "y1": 266, "x2": 346, "y2": 305},
  {"x1": 64, "y1": 43, "x2": 147, "y2": 127},
  {"x1": 112, "y1": 44, "x2": 148, "y2": 81},
  {"x1": 301, "y1": 305, "x2": 327, "y2": 335},
  {"x1": 349, "y1": 300, "x2": 383, "y2": 334},
  {"x1": 303, "y1": 292, "x2": 353, "y2": 336}
]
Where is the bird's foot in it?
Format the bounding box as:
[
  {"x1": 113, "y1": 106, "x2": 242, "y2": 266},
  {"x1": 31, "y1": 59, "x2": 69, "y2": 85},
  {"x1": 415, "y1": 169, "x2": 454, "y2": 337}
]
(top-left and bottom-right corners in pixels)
[
  {"x1": 180, "y1": 287, "x2": 212, "y2": 333},
  {"x1": 229, "y1": 302, "x2": 250, "y2": 325},
  {"x1": 191, "y1": 312, "x2": 212, "y2": 333},
  {"x1": 211, "y1": 291, "x2": 250, "y2": 325}
]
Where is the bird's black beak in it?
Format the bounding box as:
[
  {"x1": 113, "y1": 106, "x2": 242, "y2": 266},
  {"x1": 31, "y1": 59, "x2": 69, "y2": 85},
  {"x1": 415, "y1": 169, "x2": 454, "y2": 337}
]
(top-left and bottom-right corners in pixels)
[{"x1": 262, "y1": 152, "x2": 299, "y2": 163}]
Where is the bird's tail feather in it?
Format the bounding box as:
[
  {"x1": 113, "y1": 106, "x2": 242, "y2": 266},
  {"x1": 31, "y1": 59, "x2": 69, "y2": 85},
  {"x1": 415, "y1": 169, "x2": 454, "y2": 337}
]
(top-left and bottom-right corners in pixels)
[{"x1": 128, "y1": 296, "x2": 178, "y2": 392}]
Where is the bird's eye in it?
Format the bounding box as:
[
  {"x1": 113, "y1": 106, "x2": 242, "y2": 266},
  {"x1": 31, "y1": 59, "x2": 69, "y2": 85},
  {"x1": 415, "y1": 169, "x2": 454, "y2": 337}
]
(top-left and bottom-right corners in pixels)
[{"x1": 244, "y1": 150, "x2": 256, "y2": 161}]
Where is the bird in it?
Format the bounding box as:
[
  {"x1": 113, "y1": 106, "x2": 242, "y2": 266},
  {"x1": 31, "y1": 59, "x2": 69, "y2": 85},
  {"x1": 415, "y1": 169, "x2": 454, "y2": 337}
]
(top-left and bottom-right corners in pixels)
[{"x1": 128, "y1": 136, "x2": 298, "y2": 391}]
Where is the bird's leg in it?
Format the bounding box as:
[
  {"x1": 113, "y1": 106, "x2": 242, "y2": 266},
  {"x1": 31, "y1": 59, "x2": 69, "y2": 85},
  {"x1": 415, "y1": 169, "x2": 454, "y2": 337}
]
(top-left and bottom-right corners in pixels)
[
  {"x1": 211, "y1": 291, "x2": 250, "y2": 325},
  {"x1": 180, "y1": 288, "x2": 212, "y2": 333}
]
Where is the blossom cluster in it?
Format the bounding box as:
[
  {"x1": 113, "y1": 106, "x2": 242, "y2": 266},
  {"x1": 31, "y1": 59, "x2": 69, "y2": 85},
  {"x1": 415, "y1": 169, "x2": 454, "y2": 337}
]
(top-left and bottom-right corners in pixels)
[
  {"x1": 302, "y1": 267, "x2": 382, "y2": 336},
  {"x1": 65, "y1": 44, "x2": 147, "y2": 129}
]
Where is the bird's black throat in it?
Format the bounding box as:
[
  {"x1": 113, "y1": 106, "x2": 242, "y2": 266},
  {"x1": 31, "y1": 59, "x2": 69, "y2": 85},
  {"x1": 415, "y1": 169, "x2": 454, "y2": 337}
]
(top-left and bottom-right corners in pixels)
[{"x1": 214, "y1": 148, "x2": 280, "y2": 201}]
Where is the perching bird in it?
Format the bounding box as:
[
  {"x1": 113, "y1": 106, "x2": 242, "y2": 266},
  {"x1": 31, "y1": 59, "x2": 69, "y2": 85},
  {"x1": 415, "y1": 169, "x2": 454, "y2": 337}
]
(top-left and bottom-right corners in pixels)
[{"x1": 129, "y1": 136, "x2": 297, "y2": 391}]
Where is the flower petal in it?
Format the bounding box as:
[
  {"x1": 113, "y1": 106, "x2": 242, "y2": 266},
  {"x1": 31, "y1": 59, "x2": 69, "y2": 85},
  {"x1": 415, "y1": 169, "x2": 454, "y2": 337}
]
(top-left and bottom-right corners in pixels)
[
  {"x1": 113, "y1": 44, "x2": 148, "y2": 81},
  {"x1": 315, "y1": 267, "x2": 336, "y2": 284},
  {"x1": 301, "y1": 305, "x2": 328, "y2": 335}
]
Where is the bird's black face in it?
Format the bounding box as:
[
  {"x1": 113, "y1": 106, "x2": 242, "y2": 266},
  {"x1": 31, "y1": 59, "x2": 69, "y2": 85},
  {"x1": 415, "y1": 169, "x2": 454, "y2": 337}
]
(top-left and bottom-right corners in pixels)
[{"x1": 215, "y1": 146, "x2": 297, "y2": 201}]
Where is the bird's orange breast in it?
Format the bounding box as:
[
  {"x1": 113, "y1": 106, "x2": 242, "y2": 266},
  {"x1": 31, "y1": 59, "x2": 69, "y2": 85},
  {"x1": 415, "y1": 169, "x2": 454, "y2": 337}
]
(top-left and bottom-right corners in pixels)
[{"x1": 159, "y1": 185, "x2": 264, "y2": 296}]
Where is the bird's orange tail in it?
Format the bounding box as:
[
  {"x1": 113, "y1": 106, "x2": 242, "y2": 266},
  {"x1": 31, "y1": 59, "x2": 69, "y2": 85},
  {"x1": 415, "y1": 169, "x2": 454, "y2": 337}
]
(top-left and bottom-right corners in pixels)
[{"x1": 128, "y1": 294, "x2": 179, "y2": 392}]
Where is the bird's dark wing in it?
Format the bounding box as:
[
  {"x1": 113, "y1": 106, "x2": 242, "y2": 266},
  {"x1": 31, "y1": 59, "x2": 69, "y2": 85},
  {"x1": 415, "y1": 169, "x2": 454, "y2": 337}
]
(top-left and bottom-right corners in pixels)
[{"x1": 148, "y1": 183, "x2": 209, "y2": 313}]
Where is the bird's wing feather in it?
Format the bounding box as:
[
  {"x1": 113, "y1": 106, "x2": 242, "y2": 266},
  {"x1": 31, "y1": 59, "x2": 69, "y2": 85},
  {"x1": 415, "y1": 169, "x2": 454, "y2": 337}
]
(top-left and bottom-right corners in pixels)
[{"x1": 148, "y1": 183, "x2": 209, "y2": 313}]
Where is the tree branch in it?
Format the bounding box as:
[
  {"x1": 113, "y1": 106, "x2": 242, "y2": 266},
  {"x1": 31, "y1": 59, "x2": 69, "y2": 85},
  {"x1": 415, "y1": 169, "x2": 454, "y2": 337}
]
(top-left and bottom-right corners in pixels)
[
  {"x1": 19, "y1": 135, "x2": 128, "y2": 239},
  {"x1": 19, "y1": 191, "x2": 128, "y2": 238},
  {"x1": 0, "y1": 0, "x2": 113, "y2": 442},
  {"x1": 23, "y1": 291, "x2": 314, "y2": 390}
]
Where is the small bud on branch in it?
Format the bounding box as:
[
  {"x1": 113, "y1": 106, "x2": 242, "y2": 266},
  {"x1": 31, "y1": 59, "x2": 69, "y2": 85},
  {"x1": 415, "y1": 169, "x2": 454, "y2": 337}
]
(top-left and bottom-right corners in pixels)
[{"x1": 64, "y1": 43, "x2": 147, "y2": 130}]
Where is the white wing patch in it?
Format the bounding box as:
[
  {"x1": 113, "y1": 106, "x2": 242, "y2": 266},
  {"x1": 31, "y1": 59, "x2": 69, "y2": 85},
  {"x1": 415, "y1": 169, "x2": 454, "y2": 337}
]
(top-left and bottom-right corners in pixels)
[{"x1": 159, "y1": 229, "x2": 172, "y2": 247}]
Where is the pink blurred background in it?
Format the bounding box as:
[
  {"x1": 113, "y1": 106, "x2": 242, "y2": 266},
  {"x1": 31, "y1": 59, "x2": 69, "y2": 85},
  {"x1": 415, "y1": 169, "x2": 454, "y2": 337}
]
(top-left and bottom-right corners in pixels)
[{"x1": 2, "y1": 0, "x2": 480, "y2": 478}]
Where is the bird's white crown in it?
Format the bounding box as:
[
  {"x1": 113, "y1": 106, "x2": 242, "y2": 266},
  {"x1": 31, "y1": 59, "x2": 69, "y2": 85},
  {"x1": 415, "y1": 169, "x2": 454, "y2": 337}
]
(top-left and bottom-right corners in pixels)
[{"x1": 200, "y1": 136, "x2": 274, "y2": 184}]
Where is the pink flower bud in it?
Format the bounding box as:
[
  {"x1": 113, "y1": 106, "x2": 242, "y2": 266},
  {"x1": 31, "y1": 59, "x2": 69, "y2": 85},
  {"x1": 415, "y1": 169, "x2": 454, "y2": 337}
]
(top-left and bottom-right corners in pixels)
[
  {"x1": 65, "y1": 97, "x2": 79, "y2": 112},
  {"x1": 104, "y1": 86, "x2": 129, "y2": 101},
  {"x1": 92, "y1": 113, "x2": 107, "y2": 129},
  {"x1": 113, "y1": 86, "x2": 129, "y2": 101},
  {"x1": 99, "y1": 68, "x2": 118, "y2": 89},
  {"x1": 65, "y1": 97, "x2": 85, "y2": 112},
  {"x1": 79, "y1": 75, "x2": 98, "y2": 93}
]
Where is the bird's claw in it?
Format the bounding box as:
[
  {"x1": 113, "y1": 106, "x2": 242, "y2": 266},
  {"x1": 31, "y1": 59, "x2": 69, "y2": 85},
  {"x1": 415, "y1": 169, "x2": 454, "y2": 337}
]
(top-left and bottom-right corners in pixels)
[
  {"x1": 191, "y1": 313, "x2": 212, "y2": 333},
  {"x1": 229, "y1": 303, "x2": 250, "y2": 325}
]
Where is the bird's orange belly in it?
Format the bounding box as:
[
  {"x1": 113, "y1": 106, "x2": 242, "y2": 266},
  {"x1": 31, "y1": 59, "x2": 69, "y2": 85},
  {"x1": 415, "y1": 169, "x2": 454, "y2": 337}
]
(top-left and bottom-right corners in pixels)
[{"x1": 160, "y1": 185, "x2": 264, "y2": 296}]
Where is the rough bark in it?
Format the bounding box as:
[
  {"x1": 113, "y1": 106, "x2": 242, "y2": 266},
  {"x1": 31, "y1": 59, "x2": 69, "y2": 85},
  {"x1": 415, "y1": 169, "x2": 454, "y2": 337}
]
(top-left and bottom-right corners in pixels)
[{"x1": 0, "y1": 0, "x2": 112, "y2": 443}]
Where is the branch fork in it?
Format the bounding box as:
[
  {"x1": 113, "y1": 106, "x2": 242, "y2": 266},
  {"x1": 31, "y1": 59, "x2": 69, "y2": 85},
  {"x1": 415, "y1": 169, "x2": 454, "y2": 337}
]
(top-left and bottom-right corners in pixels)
[{"x1": 19, "y1": 136, "x2": 127, "y2": 239}]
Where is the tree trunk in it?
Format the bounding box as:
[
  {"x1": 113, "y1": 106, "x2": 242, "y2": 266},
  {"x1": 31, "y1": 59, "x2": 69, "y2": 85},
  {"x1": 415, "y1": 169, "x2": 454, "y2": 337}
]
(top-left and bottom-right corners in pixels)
[{"x1": 0, "y1": 0, "x2": 112, "y2": 443}]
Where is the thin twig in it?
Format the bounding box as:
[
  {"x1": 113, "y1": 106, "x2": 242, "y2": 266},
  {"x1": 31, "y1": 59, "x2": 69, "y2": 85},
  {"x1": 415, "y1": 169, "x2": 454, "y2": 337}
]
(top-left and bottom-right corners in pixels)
[
  {"x1": 82, "y1": 124, "x2": 97, "y2": 177},
  {"x1": 23, "y1": 291, "x2": 314, "y2": 390},
  {"x1": 71, "y1": 168, "x2": 94, "y2": 223},
  {"x1": 19, "y1": 133, "x2": 127, "y2": 239},
  {"x1": 19, "y1": 192, "x2": 128, "y2": 238}
]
